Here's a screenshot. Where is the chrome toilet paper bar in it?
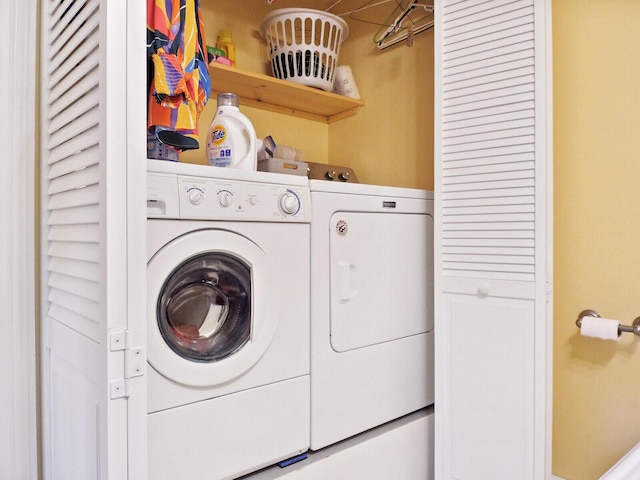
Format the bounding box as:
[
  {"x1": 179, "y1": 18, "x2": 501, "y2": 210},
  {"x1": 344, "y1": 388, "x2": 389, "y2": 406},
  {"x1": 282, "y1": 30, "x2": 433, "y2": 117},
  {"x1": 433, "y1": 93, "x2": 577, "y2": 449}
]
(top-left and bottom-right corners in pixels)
[{"x1": 576, "y1": 309, "x2": 640, "y2": 336}]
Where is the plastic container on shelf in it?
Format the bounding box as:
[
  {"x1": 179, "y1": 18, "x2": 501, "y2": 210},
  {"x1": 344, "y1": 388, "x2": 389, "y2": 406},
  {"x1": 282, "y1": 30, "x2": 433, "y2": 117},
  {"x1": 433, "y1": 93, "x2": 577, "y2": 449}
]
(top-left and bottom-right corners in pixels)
[
  {"x1": 260, "y1": 8, "x2": 348, "y2": 91},
  {"x1": 258, "y1": 158, "x2": 308, "y2": 176},
  {"x1": 206, "y1": 93, "x2": 257, "y2": 170},
  {"x1": 216, "y1": 29, "x2": 236, "y2": 66}
]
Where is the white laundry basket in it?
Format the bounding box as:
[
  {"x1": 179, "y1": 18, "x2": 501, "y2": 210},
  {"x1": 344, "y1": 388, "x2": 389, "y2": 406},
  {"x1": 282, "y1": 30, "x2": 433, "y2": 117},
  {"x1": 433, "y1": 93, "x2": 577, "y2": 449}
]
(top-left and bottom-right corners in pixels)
[{"x1": 260, "y1": 8, "x2": 349, "y2": 91}]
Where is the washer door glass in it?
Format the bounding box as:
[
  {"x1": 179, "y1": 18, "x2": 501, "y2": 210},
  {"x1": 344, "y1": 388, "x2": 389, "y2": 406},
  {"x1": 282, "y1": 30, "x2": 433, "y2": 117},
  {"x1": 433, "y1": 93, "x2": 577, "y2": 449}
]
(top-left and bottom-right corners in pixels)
[
  {"x1": 158, "y1": 253, "x2": 251, "y2": 363},
  {"x1": 147, "y1": 228, "x2": 280, "y2": 387}
]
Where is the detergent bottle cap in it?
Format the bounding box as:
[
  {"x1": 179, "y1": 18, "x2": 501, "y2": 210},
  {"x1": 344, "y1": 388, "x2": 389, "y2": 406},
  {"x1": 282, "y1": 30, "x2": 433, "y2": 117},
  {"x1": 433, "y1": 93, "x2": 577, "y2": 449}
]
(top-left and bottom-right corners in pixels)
[
  {"x1": 218, "y1": 29, "x2": 233, "y2": 39},
  {"x1": 217, "y1": 92, "x2": 239, "y2": 108}
]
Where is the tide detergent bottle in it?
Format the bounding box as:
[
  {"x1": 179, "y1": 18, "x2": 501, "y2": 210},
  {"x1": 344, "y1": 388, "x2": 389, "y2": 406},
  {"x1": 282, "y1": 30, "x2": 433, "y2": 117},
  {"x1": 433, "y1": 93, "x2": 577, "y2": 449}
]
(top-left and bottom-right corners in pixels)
[{"x1": 206, "y1": 93, "x2": 257, "y2": 170}]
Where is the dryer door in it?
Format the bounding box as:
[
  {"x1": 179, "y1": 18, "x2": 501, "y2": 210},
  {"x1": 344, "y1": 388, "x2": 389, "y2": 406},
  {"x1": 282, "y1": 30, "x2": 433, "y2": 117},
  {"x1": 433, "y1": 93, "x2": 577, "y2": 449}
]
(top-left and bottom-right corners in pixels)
[
  {"x1": 147, "y1": 229, "x2": 280, "y2": 387},
  {"x1": 329, "y1": 211, "x2": 433, "y2": 352}
]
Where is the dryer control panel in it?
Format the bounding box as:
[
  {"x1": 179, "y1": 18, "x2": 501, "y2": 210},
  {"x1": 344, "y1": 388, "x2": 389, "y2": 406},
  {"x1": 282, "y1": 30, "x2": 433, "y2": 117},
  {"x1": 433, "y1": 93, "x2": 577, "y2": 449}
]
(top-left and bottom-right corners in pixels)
[{"x1": 147, "y1": 172, "x2": 310, "y2": 223}]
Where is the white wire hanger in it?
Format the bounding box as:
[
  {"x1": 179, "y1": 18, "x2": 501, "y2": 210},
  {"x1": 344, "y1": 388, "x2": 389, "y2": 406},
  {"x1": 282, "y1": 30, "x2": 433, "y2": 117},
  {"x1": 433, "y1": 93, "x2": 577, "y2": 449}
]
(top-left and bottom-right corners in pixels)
[{"x1": 327, "y1": 0, "x2": 434, "y2": 49}]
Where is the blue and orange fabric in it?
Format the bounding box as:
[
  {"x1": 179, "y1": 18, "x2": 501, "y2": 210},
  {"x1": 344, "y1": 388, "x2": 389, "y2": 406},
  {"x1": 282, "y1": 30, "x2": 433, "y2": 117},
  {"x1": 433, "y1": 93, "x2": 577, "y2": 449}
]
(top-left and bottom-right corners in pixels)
[{"x1": 147, "y1": 0, "x2": 210, "y2": 149}]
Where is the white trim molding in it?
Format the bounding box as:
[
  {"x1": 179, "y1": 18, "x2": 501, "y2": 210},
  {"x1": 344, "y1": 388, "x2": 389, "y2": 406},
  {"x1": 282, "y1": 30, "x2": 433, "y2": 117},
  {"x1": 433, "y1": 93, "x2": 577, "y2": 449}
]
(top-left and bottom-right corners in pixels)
[{"x1": 0, "y1": 0, "x2": 38, "y2": 479}]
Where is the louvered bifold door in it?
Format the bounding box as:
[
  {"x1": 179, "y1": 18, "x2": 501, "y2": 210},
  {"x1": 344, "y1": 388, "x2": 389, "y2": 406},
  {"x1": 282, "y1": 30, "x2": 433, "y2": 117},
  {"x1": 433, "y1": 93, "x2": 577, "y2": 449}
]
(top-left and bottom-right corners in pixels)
[
  {"x1": 39, "y1": 0, "x2": 138, "y2": 478},
  {"x1": 434, "y1": 1, "x2": 552, "y2": 479}
]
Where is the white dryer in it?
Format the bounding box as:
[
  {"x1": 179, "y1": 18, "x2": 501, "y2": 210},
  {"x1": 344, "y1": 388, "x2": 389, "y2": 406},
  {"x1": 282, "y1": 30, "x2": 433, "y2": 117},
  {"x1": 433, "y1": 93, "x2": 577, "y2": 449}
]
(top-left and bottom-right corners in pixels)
[
  {"x1": 308, "y1": 179, "x2": 434, "y2": 450},
  {"x1": 146, "y1": 160, "x2": 311, "y2": 480}
]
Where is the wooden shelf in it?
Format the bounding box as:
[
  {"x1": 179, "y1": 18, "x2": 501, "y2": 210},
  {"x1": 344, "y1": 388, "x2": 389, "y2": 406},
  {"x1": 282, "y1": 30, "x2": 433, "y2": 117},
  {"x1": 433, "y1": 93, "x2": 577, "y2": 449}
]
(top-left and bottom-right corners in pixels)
[{"x1": 209, "y1": 62, "x2": 364, "y2": 124}]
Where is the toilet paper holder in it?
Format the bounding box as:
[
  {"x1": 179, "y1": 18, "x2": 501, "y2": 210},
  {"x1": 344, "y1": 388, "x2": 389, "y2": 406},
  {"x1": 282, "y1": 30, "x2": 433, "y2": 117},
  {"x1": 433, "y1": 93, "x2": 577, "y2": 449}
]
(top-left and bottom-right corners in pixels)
[{"x1": 576, "y1": 309, "x2": 640, "y2": 336}]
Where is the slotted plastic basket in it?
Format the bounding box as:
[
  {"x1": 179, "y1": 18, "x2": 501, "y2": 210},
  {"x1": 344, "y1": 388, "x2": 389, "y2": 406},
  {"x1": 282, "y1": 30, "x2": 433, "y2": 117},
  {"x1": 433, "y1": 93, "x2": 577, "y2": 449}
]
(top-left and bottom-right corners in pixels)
[{"x1": 260, "y1": 8, "x2": 349, "y2": 91}]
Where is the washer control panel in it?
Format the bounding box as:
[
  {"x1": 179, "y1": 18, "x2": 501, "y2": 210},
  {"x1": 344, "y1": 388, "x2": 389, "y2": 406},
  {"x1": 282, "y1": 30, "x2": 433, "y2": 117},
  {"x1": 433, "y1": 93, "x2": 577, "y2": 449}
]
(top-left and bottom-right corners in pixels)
[{"x1": 157, "y1": 175, "x2": 310, "y2": 222}]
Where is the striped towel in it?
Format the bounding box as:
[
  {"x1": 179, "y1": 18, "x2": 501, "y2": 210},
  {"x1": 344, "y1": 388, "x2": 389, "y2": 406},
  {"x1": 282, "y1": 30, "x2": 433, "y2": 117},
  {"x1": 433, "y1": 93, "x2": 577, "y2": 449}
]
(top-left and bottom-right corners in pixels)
[{"x1": 147, "y1": 0, "x2": 211, "y2": 150}]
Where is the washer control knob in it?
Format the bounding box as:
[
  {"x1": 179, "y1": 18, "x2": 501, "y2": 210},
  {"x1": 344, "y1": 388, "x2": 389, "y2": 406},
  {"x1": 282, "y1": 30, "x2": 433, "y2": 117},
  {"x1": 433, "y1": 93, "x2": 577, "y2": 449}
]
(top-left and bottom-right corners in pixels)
[
  {"x1": 339, "y1": 171, "x2": 351, "y2": 181},
  {"x1": 279, "y1": 191, "x2": 300, "y2": 215},
  {"x1": 188, "y1": 188, "x2": 204, "y2": 205},
  {"x1": 217, "y1": 190, "x2": 233, "y2": 208},
  {"x1": 325, "y1": 169, "x2": 337, "y2": 180}
]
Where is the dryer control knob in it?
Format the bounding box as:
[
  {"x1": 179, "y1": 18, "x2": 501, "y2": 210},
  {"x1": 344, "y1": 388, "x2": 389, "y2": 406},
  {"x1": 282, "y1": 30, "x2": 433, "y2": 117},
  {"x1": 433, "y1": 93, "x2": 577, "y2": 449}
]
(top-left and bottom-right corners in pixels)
[
  {"x1": 279, "y1": 191, "x2": 300, "y2": 215},
  {"x1": 217, "y1": 190, "x2": 233, "y2": 208}
]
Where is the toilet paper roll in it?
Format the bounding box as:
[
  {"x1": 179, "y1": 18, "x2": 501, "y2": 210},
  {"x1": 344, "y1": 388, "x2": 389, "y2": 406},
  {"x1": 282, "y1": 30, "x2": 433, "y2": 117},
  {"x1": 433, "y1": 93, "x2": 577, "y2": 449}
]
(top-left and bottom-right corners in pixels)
[{"x1": 580, "y1": 316, "x2": 620, "y2": 341}]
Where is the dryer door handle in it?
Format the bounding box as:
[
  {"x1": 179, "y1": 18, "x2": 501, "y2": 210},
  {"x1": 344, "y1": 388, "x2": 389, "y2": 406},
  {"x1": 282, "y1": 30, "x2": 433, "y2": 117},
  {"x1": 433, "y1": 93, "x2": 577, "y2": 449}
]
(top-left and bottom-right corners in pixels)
[{"x1": 337, "y1": 261, "x2": 355, "y2": 303}]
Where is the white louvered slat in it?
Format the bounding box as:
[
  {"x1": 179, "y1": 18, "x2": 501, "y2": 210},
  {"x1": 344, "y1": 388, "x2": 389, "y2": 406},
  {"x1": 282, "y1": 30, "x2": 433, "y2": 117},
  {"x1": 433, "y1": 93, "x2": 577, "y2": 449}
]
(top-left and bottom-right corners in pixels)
[
  {"x1": 445, "y1": 79, "x2": 534, "y2": 108},
  {"x1": 444, "y1": 144, "x2": 534, "y2": 163},
  {"x1": 444, "y1": 66, "x2": 535, "y2": 98},
  {"x1": 48, "y1": 272, "x2": 100, "y2": 303},
  {"x1": 443, "y1": 221, "x2": 534, "y2": 231},
  {"x1": 444, "y1": 179, "x2": 534, "y2": 193},
  {"x1": 443, "y1": 229, "x2": 534, "y2": 239},
  {"x1": 443, "y1": 10, "x2": 532, "y2": 52},
  {"x1": 444, "y1": 193, "x2": 533, "y2": 207},
  {"x1": 444, "y1": 253, "x2": 533, "y2": 265},
  {"x1": 443, "y1": 186, "x2": 535, "y2": 199},
  {"x1": 443, "y1": 203, "x2": 534, "y2": 216},
  {"x1": 47, "y1": 302, "x2": 99, "y2": 340},
  {"x1": 444, "y1": 152, "x2": 534, "y2": 169},
  {"x1": 443, "y1": 0, "x2": 518, "y2": 19},
  {"x1": 444, "y1": 91, "x2": 534, "y2": 116},
  {"x1": 443, "y1": 135, "x2": 534, "y2": 155},
  {"x1": 48, "y1": 0, "x2": 72, "y2": 26},
  {"x1": 442, "y1": 236, "x2": 535, "y2": 247},
  {"x1": 444, "y1": 160, "x2": 535, "y2": 176},
  {"x1": 444, "y1": 48, "x2": 533, "y2": 78},
  {"x1": 49, "y1": 91, "x2": 99, "y2": 134},
  {"x1": 444, "y1": 39, "x2": 534, "y2": 70},
  {"x1": 48, "y1": 63, "x2": 100, "y2": 118},
  {"x1": 48, "y1": 224, "x2": 99, "y2": 244},
  {"x1": 48, "y1": 257, "x2": 99, "y2": 283},
  {"x1": 49, "y1": 39, "x2": 99, "y2": 91},
  {"x1": 441, "y1": 0, "x2": 537, "y2": 282},
  {"x1": 444, "y1": 99, "x2": 535, "y2": 124},
  {"x1": 48, "y1": 125, "x2": 100, "y2": 165},
  {"x1": 443, "y1": 169, "x2": 534, "y2": 186},
  {"x1": 48, "y1": 241, "x2": 100, "y2": 263},
  {"x1": 47, "y1": 145, "x2": 99, "y2": 179},
  {"x1": 444, "y1": 118, "x2": 534, "y2": 139},
  {"x1": 47, "y1": 164, "x2": 99, "y2": 195},
  {"x1": 48, "y1": 287, "x2": 99, "y2": 323},
  {"x1": 48, "y1": 205, "x2": 100, "y2": 226},
  {"x1": 443, "y1": 213, "x2": 535, "y2": 224},
  {"x1": 47, "y1": 184, "x2": 99, "y2": 210},
  {"x1": 48, "y1": 0, "x2": 91, "y2": 49},
  {"x1": 443, "y1": 0, "x2": 532, "y2": 31},
  {"x1": 445, "y1": 32, "x2": 535, "y2": 63},
  {"x1": 48, "y1": 107, "x2": 99, "y2": 149},
  {"x1": 48, "y1": 2, "x2": 98, "y2": 65}
]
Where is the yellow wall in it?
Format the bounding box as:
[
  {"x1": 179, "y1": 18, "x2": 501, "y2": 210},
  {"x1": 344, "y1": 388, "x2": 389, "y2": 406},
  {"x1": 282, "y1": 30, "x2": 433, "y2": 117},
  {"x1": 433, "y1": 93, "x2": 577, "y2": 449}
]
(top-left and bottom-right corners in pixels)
[
  {"x1": 327, "y1": 5, "x2": 434, "y2": 189},
  {"x1": 180, "y1": 0, "x2": 433, "y2": 191},
  {"x1": 553, "y1": 1, "x2": 640, "y2": 478}
]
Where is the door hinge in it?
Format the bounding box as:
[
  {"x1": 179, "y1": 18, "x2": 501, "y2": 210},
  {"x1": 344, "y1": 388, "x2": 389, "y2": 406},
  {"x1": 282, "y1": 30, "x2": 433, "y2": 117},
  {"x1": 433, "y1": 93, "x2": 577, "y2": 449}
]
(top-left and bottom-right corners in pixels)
[{"x1": 109, "y1": 330, "x2": 145, "y2": 399}]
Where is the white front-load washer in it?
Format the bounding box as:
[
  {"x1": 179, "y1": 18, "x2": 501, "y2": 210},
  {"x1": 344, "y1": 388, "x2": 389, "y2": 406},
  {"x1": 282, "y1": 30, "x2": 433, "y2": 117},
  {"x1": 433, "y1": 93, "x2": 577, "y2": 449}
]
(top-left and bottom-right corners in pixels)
[
  {"x1": 146, "y1": 160, "x2": 311, "y2": 480},
  {"x1": 308, "y1": 179, "x2": 434, "y2": 450}
]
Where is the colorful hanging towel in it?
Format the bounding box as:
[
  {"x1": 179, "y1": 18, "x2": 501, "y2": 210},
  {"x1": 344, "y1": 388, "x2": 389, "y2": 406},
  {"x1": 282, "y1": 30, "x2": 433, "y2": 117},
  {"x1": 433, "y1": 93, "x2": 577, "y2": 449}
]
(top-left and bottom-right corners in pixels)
[
  {"x1": 151, "y1": 51, "x2": 191, "y2": 107},
  {"x1": 147, "y1": 0, "x2": 211, "y2": 150}
]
